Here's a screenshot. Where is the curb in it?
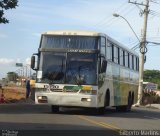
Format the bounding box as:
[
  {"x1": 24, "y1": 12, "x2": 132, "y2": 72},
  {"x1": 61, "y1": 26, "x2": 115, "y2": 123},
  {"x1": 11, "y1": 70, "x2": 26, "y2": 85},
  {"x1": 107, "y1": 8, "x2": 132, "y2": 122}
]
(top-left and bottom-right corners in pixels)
[{"x1": 132, "y1": 104, "x2": 160, "y2": 110}]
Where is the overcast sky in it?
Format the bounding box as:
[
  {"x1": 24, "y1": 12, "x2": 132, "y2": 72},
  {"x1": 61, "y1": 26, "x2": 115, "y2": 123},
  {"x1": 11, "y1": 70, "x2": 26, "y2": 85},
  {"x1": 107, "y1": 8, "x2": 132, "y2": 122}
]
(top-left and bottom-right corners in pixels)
[{"x1": 0, "y1": 0, "x2": 160, "y2": 78}]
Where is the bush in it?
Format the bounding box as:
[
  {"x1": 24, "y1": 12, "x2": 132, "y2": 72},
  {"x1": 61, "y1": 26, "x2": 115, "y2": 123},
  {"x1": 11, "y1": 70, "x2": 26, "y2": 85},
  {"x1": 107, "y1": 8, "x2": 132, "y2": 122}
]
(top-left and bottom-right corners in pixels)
[{"x1": 142, "y1": 90, "x2": 160, "y2": 105}]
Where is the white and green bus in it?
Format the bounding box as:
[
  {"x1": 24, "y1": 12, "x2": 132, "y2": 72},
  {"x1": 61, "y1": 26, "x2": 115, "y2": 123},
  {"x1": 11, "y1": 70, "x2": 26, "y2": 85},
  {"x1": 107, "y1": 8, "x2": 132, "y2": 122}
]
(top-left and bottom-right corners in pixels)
[{"x1": 31, "y1": 30, "x2": 139, "y2": 114}]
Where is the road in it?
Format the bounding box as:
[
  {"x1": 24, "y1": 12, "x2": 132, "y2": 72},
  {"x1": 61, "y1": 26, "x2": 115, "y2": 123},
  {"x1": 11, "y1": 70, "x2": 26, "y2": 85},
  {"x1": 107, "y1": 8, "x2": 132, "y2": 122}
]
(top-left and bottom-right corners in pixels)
[{"x1": 0, "y1": 104, "x2": 159, "y2": 136}]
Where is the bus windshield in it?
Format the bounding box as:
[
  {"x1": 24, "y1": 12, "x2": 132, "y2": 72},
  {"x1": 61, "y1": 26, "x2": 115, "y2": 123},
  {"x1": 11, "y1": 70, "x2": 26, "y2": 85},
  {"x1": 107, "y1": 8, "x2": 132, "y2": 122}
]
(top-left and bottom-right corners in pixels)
[
  {"x1": 39, "y1": 52, "x2": 97, "y2": 85},
  {"x1": 40, "y1": 35, "x2": 99, "y2": 49},
  {"x1": 66, "y1": 53, "x2": 97, "y2": 85},
  {"x1": 40, "y1": 52, "x2": 65, "y2": 84}
]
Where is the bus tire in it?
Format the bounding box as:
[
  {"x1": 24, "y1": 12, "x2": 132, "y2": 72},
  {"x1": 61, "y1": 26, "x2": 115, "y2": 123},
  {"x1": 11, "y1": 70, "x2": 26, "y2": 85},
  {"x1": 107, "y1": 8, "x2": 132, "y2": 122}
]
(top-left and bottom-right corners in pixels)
[
  {"x1": 95, "y1": 91, "x2": 110, "y2": 115},
  {"x1": 95, "y1": 107, "x2": 105, "y2": 115},
  {"x1": 131, "y1": 92, "x2": 134, "y2": 105},
  {"x1": 51, "y1": 105, "x2": 59, "y2": 113},
  {"x1": 116, "y1": 93, "x2": 132, "y2": 112},
  {"x1": 106, "y1": 90, "x2": 110, "y2": 106},
  {"x1": 125, "y1": 92, "x2": 132, "y2": 112}
]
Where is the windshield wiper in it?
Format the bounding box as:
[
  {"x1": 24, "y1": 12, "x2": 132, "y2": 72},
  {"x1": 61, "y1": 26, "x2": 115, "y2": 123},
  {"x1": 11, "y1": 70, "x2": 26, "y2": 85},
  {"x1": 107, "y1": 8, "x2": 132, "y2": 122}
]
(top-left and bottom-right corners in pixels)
[
  {"x1": 45, "y1": 59, "x2": 64, "y2": 83},
  {"x1": 67, "y1": 68, "x2": 79, "y2": 85},
  {"x1": 47, "y1": 71, "x2": 64, "y2": 80},
  {"x1": 67, "y1": 65, "x2": 87, "y2": 85}
]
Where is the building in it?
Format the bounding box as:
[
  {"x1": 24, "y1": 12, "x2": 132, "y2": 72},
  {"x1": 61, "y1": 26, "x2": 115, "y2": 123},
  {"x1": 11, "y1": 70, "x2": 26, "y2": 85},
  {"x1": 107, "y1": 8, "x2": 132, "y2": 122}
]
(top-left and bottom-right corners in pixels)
[{"x1": 143, "y1": 82, "x2": 158, "y2": 91}]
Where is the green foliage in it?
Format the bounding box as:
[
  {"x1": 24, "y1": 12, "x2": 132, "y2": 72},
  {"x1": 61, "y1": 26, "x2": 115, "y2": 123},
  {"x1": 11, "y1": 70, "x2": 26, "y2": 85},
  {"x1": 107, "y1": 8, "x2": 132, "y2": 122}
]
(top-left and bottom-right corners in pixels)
[
  {"x1": 144, "y1": 70, "x2": 160, "y2": 89},
  {"x1": 0, "y1": 0, "x2": 18, "y2": 24},
  {"x1": 7, "y1": 72, "x2": 18, "y2": 81}
]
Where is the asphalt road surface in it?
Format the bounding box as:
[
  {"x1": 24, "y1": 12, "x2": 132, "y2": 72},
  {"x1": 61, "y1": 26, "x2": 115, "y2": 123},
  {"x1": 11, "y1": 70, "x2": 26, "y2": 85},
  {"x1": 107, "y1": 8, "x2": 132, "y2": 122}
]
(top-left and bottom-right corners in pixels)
[{"x1": 0, "y1": 104, "x2": 159, "y2": 136}]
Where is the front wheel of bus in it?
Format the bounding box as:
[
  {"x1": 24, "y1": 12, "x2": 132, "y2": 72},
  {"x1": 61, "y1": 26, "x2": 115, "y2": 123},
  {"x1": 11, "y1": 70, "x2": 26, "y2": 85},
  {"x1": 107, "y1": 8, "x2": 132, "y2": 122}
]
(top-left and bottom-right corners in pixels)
[
  {"x1": 95, "y1": 107, "x2": 105, "y2": 115},
  {"x1": 95, "y1": 92, "x2": 110, "y2": 115},
  {"x1": 51, "y1": 105, "x2": 59, "y2": 113}
]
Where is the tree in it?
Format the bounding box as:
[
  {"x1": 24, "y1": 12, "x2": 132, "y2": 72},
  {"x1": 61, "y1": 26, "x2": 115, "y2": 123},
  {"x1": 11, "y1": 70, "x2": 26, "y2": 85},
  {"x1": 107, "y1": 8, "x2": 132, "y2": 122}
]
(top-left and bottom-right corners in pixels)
[
  {"x1": 144, "y1": 70, "x2": 160, "y2": 90},
  {"x1": 7, "y1": 72, "x2": 18, "y2": 81},
  {"x1": 0, "y1": 0, "x2": 18, "y2": 24},
  {"x1": 144, "y1": 70, "x2": 160, "y2": 80}
]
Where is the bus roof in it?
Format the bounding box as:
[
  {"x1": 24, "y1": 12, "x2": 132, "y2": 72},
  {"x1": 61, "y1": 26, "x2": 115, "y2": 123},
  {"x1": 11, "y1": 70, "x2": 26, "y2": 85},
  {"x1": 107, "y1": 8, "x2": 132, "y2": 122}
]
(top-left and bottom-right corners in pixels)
[
  {"x1": 42, "y1": 30, "x2": 139, "y2": 56},
  {"x1": 43, "y1": 30, "x2": 104, "y2": 36}
]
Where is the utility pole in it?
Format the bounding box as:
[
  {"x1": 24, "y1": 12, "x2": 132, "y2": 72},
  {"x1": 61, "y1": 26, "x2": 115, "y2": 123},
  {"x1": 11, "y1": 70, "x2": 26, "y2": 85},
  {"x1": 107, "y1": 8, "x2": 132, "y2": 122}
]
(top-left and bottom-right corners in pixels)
[{"x1": 128, "y1": 0, "x2": 150, "y2": 105}]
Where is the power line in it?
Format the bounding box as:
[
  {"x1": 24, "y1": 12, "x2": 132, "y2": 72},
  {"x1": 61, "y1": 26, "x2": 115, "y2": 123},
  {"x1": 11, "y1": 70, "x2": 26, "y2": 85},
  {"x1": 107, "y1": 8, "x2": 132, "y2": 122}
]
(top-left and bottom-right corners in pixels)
[
  {"x1": 149, "y1": 10, "x2": 160, "y2": 18},
  {"x1": 150, "y1": 0, "x2": 160, "y2": 4},
  {"x1": 147, "y1": 41, "x2": 160, "y2": 45},
  {"x1": 88, "y1": 1, "x2": 131, "y2": 30},
  {"x1": 97, "y1": 5, "x2": 137, "y2": 31},
  {"x1": 131, "y1": 43, "x2": 140, "y2": 50}
]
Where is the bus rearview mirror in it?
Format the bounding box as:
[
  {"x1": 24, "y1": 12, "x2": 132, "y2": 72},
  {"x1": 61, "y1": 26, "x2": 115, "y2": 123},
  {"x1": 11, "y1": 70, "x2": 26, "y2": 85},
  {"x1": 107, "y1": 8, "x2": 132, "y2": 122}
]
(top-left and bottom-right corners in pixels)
[
  {"x1": 31, "y1": 56, "x2": 35, "y2": 69},
  {"x1": 31, "y1": 54, "x2": 38, "y2": 70}
]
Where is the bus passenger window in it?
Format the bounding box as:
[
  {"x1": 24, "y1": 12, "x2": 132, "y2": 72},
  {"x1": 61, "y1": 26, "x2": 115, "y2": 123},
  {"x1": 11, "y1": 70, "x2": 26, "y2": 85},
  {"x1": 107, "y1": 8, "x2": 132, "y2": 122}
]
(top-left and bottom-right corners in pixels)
[
  {"x1": 134, "y1": 56, "x2": 136, "y2": 70},
  {"x1": 114, "y1": 46, "x2": 119, "y2": 63},
  {"x1": 123, "y1": 50, "x2": 125, "y2": 66},
  {"x1": 120, "y1": 49, "x2": 124, "y2": 66},
  {"x1": 101, "y1": 37, "x2": 106, "y2": 56},
  {"x1": 101, "y1": 46, "x2": 106, "y2": 56},
  {"x1": 128, "y1": 53, "x2": 130, "y2": 68},
  {"x1": 118, "y1": 48, "x2": 120, "y2": 64},
  {"x1": 107, "y1": 43, "x2": 112, "y2": 61},
  {"x1": 136, "y1": 57, "x2": 139, "y2": 71},
  {"x1": 112, "y1": 44, "x2": 114, "y2": 62},
  {"x1": 130, "y1": 54, "x2": 132, "y2": 69},
  {"x1": 125, "y1": 52, "x2": 128, "y2": 67}
]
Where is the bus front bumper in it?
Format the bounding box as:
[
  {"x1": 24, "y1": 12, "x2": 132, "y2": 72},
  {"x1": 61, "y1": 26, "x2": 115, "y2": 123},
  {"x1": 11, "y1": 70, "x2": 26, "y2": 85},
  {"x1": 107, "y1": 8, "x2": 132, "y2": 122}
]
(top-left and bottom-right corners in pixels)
[{"x1": 35, "y1": 92, "x2": 98, "y2": 108}]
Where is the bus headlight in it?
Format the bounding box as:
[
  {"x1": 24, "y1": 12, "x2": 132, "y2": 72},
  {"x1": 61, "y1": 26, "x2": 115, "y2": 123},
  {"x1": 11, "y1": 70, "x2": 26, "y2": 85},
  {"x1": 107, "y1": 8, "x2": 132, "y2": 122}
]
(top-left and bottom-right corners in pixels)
[
  {"x1": 37, "y1": 96, "x2": 48, "y2": 103},
  {"x1": 81, "y1": 98, "x2": 92, "y2": 102}
]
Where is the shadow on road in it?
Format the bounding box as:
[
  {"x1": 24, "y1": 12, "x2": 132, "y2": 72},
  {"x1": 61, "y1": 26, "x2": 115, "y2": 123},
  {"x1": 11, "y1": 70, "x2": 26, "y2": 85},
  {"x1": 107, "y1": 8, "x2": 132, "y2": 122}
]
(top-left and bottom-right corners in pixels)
[
  {"x1": 0, "y1": 104, "x2": 159, "y2": 120},
  {"x1": 0, "y1": 122, "x2": 119, "y2": 136},
  {"x1": 59, "y1": 107, "x2": 160, "y2": 119}
]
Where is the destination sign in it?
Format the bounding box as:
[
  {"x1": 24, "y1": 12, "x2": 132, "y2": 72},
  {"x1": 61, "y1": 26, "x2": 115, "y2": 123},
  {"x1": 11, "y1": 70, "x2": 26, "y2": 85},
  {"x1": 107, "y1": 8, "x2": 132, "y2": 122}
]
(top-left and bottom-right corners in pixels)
[
  {"x1": 39, "y1": 48, "x2": 99, "y2": 53},
  {"x1": 67, "y1": 49, "x2": 93, "y2": 53}
]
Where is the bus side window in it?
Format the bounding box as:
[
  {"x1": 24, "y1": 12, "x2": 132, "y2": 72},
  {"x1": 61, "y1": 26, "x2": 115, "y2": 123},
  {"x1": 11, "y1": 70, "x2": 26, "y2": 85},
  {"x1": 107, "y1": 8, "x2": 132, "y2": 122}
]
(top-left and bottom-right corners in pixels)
[
  {"x1": 114, "y1": 46, "x2": 119, "y2": 63},
  {"x1": 129, "y1": 54, "x2": 132, "y2": 69},
  {"x1": 101, "y1": 37, "x2": 106, "y2": 57},
  {"x1": 136, "y1": 57, "x2": 139, "y2": 71},
  {"x1": 125, "y1": 51, "x2": 128, "y2": 67},
  {"x1": 112, "y1": 44, "x2": 114, "y2": 62},
  {"x1": 107, "y1": 42, "x2": 112, "y2": 61},
  {"x1": 128, "y1": 53, "x2": 130, "y2": 68},
  {"x1": 120, "y1": 49, "x2": 124, "y2": 66},
  {"x1": 123, "y1": 50, "x2": 125, "y2": 66},
  {"x1": 134, "y1": 56, "x2": 136, "y2": 70}
]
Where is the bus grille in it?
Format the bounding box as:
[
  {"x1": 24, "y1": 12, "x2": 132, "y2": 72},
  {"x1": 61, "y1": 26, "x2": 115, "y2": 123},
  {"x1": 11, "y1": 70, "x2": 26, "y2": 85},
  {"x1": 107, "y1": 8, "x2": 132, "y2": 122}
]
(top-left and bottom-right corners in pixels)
[
  {"x1": 63, "y1": 89, "x2": 79, "y2": 93},
  {"x1": 50, "y1": 89, "x2": 63, "y2": 92},
  {"x1": 50, "y1": 89, "x2": 79, "y2": 93}
]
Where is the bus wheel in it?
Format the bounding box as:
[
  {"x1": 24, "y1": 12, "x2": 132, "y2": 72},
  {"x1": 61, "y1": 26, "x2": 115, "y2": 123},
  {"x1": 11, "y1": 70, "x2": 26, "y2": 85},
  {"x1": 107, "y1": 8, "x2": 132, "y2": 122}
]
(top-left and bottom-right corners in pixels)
[
  {"x1": 131, "y1": 92, "x2": 134, "y2": 105},
  {"x1": 96, "y1": 107, "x2": 105, "y2": 115},
  {"x1": 116, "y1": 93, "x2": 132, "y2": 112},
  {"x1": 95, "y1": 91, "x2": 110, "y2": 115},
  {"x1": 51, "y1": 105, "x2": 59, "y2": 113},
  {"x1": 124, "y1": 93, "x2": 132, "y2": 112},
  {"x1": 106, "y1": 90, "x2": 110, "y2": 106}
]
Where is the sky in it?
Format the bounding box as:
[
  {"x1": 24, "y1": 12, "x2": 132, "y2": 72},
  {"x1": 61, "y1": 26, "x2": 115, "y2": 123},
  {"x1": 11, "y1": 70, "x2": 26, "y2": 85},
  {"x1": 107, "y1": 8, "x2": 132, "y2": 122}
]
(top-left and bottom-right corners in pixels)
[{"x1": 0, "y1": 0, "x2": 160, "y2": 79}]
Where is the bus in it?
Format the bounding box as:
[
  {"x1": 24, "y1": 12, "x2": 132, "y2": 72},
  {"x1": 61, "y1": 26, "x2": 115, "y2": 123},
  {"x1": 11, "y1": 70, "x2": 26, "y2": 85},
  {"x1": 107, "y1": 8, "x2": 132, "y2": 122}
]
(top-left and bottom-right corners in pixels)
[{"x1": 31, "y1": 30, "x2": 139, "y2": 114}]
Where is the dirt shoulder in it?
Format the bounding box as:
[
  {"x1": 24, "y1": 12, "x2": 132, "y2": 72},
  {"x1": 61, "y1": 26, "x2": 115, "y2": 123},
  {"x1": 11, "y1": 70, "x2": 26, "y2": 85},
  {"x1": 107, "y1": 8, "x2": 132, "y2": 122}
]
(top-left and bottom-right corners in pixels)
[{"x1": 1, "y1": 87, "x2": 26, "y2": 103}]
